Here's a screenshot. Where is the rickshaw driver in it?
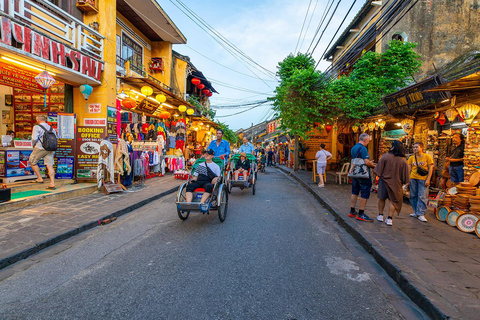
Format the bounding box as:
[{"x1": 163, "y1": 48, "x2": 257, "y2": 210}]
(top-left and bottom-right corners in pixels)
[{"x1": 186, "y1": 149, "x2": 221, "y2": 205}]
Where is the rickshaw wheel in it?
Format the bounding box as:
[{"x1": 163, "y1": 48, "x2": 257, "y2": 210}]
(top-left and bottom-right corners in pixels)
[
  {"x1": 177, "y1": 209, "x2": 190, "y2": 220},
  {"x1": 218, "y1": 187, "x2": 228, "y2": 222}
]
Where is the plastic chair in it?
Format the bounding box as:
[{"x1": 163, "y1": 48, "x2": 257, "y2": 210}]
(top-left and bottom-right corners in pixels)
[{"x1": 335, "y1": 163, "x2": 350, "y2": 185}]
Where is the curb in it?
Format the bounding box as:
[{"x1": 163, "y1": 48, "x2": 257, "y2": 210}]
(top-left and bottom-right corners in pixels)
[
  {"x1": 276, "y1": 166, "x2": 448, "y2": 320},
  {"x1": 0, "y1": 186, "x2": 179, "y2": 271}
]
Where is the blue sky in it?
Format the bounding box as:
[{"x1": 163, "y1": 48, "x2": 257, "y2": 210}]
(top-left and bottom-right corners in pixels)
[{"x1": 159, "y1": 0, "x2": 366, "y2": 131}]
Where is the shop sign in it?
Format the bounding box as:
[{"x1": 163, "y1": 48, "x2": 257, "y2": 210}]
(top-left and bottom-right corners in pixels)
[
  {"x1": 0, "y1": 17, "x2": 103, "y2": 81},
  {"x1": 13, "y1": 140, "x2": 32, "y2": 148},
  {"x1": 383, "y1": 76, "x2": 451, "y2": 114},
  {"x1": 88, "y1": 103, "x2": 101, "y2": 113},
  {"x1": 0, "y1": 62, "x2": 43, "y2": 93},
  {"x1": 75, "y1": 126, "x2": 106, "y2": 180},
  {"x1": 107, "y1": 106, "x2": 118, "y2": 144},
  {"x1": 84, "y1": 118, "x2": 106, "y2": 126}
]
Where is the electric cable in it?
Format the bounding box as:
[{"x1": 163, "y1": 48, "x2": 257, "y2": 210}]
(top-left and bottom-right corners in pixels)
[
  {"x1": 294, "y1": 0, "x2": 314, "y2": 54},
  {"x1": 215, "y1": 103, "x2": 271, "y2": 118},
  {"x1": 306, "y1": 0, "x2": 335, "y2": 53},
  {"x1": 308, "y1": 0, "x2": 343, "y2": 57},
  {"x1": 298, "y1": 0, "x2": 320, "y2": 53}
]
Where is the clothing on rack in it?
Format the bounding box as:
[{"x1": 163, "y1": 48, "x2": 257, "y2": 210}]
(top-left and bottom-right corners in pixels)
[{"x1": 97, "y1": 139, "x2": 115, "y2": 188}]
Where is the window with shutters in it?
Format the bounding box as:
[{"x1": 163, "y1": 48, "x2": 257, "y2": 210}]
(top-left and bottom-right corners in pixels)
[{"x1": 122, "y1": 33, "x2": 143, "y2": 72}]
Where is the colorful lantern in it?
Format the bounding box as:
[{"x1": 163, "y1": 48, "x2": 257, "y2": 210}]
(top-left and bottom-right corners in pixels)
[
  {"x1": 202, "y1": 89, "x2": 210, "y2": 95},
  {"x1": 457, "y1": 104, "x2": 480, "y2": 125},
  {"x1": 207, "y1": 92, "x2": 213, "y2": 97},
  {"x1": 400, "y1": 118, "x2": 414, "y2": 134},
  {"x1": 197, "y1": 84, "x2": 205, "y2": 90},
  {"x1": 79, "y1": 84, "x2": 93, "y2": 112},
  {"x1": 360, "y1": 123, "x2": 366, "y2": 132},
  {"x1": 158, "y1": 111, "x2": 170, "y2": 119},
  {"x1": 325, "y1": 124, "x2": 333, "y2": 133},
  {"x1": 378, "y1": 120, "x2": 386, "y2": 129},
  {"x1": 191, "y1": 78, "x2": 201, "y2": 85},
  {"x1": 122, "y1": 98, "x2": 137, "y2": 109},
  {"x1": 445, "y1": 108, "x2": 458, "y2": 122},
  {"x1": 141, "y1": 86, "x2": 153, "y2": 96},
  {"x1": 35, "y1": 71, "x2": 56, "y2": 110},
  {"x1": 351, "y1": 124, "x2": 359, "y2": 133},
  {"x1": 437, "y1": 112, "x2": 446, "y2": 125},
  {"x1": 186, "y1": 108, "x2": 195, "y2": 115},
  {"x1": 178, "y1": 105, "x2": 187, "y2": 112},
  {"x1": 368, "y1": 122, "x2": 375, "y2": 131},
  {"x1": 156, "y1": 94, "x2": 166, "y2": 103}
]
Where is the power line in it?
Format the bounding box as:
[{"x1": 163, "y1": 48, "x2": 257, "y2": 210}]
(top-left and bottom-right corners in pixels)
[
  {"x1": 215, "y1": 103, "x2": 272, "y2": 118},
  {"x1": 299, "y1": 0, "x2": 320, "y2": 53},
  {"x1": 306, "y1": 0, "x2": 335, "y2": 53},
  {"x1": 294, "y1": 0, "x2": 314, "y2": 54},
  {"x1": 309, "y1": 0, "x2": 343, "y2": 56}
]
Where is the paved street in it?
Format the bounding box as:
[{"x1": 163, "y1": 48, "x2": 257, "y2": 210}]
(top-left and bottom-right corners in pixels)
[{"x1": 0, "y1": 168, "x2": 426, "y2": 319}]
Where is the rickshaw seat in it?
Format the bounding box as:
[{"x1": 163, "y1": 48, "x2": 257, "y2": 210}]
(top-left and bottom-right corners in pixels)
[{"x1": 194, "y1": 188, "x2": 205, "y2": 192}]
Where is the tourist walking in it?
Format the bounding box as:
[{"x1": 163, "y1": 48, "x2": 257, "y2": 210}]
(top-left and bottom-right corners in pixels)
[
  {"x1": 267, "y1": 148, "x2": 274, "y2": 167},
  {"x1": 315, "y1": 143, "x2": 332, "y2": 187},
  {"x1": 29, "y1": 115, "x2": 57, "y2": 189},
  {"x1": 349, "y1": 133, "x2": 376, "y2": 222},
  {"x1": 407, "y1": 142, "x2": 434, "y2": 222},
  {"x1": 374, "y1": 140, "x2": 410, "y2": 226}
]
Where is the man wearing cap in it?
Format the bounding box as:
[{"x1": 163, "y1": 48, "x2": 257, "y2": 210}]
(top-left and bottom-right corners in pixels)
[
  {"x1": 208, "y1": 129, "x2": 230, "y2": 164},
  {"x1": 234, "y1": 152, "x2": 251, "y2": 187},
  {"x1": 186, "y1": 149, "x2": 221, "y2": 209}
]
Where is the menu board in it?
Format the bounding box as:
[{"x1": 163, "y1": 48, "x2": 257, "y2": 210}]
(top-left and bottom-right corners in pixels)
[
  {"x1": 107, "y1": 106, "x2": 118, "y2": 144},
  {"x1": 75, "y1": 126, "x2": 106, "y2": 180},
  {"x1": 48, "y1": 112, "x2": 76, "y2": 179}
]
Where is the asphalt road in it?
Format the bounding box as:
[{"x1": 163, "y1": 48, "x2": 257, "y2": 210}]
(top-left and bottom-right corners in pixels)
[{"x1": 0, "y1": 168, "x2": 427, "y2": 319}]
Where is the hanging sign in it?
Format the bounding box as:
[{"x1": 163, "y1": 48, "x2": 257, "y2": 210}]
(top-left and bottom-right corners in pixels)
[
  {"x1": 88, "y1": 103, "x2": 101, "y2": 113},
  {"x1": 75, "y1": 126, "x2": 106, "y2": 180}
]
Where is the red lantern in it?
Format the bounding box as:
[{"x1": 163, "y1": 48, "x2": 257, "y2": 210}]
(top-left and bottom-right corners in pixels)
[
  {"x1": 191, "y1": 78, "x2": 201, "y2": 85},
  {"x1": 207, "y1": 92, "x2": 213, "y2": 97},
  {"x1": 159, "y1": 111, "x2": 171, "y2": 119},
  {"x1": 197, "y1": 84, "x2": 205, "y2": 90},
  {"x1": 325, "y1": 125, "x2": 333, "y2": 133},
  {"x1": 122, "y1": 98, "x2": 136, "y2": 109},
  {"x1": 202, "y1": 89, "x2": 210, "y2": 95}
]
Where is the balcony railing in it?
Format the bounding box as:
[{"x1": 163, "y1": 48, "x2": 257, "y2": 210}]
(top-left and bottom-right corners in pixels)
[
  {"x1": 7, "y1": 0, "x2": 104, "y2": 60},
  {"x1": 116, "y1": 55, "x2": 182, "y2": 98}
]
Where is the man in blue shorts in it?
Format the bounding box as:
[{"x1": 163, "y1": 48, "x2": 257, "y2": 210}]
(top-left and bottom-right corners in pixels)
[{"x1": 349, "y1": 133, "x2": 376, "y2": 222}]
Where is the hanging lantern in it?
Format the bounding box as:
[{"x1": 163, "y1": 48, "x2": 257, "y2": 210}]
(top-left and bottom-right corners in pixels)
[
  {"x1": 35, "y1": 71, "x2": 56, "y2": 90},
  {"x1": 79, "y1": 84, "x2": 93, "y2": 100},
  {"x1": 156, "y1": 94, "x2": 166, "y2": 103},
  {"x1": 400, "y1": 118, "x2": 414, "y2": 134},
  {"x1": 186, "y1": 108, "x2": 195, "y2": 115},
  {"x1": 375, "y1": 122, "x2": 380, "y2": 130},
  {"x1": 445, "y1": 108, "x2": 458, "y2": 122},
  {"x1": 197, "y1": 84, "x2": 205, "y2": 90},
  {"x1": 368, "y1": 122, "x2": 375, "y2": 131},
  {"x1": 325, "y1": 124, "x2": 333, "y2": 133},
  {"x1": 351, "y1": 124, "x2": 359, "y2": 133},
  {"x1": 360, "y1": 123, "x2": 366, "y2": 132},
  {"x1": 122, "y1": 98, "x2": 137, "y2": 109},
  {"x1": 158, "y1": 111, "x2": 170, "y2": 119},
  {"x1": 191, "y1": 78, "x2": 201, "y2": 86},
  {"x1": 457, "y1": 103, "x2": 480, "y2": 125},
  {"x1": 178, "y1": 105, "x2": 187, "y2": 112},
  {"x1": 141, "y1": 86, "x2": 153, "y2": 96},
  {"x1": 378, "y1": 120, "x2": 386, "y2": 129},
  {"x1": 207, "y1": 92, "x2": 213, "y2": 97},
  {"x1": 202, "y1": 89, "x2": 210, "y2": 95},
  {"x1": 437, "y1": 112, "x2": 446, "y2": 125}
]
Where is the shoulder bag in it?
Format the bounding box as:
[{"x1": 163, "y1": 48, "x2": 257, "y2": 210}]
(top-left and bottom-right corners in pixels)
[
  {"x1": 348, "y1": 147, "x2": 370, "y2": 179},
  {"x1": 414, "y1": 154, "x2": 429, "y2": 176}
]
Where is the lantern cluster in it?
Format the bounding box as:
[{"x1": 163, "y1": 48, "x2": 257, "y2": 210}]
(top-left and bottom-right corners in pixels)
[{"x1": 191, "y1": 78, "x2": 213, "y2": 97}]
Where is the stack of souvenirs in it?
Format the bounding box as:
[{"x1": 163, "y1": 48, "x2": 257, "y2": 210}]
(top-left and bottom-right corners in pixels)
[{"x1": 464, "y1": 125, "x2": 480, "y2": 181}]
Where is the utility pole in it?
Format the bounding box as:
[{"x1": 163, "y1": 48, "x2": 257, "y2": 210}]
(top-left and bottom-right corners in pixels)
[{"x1": 251, "y1": 123, "x2": 254, "y2": 141}]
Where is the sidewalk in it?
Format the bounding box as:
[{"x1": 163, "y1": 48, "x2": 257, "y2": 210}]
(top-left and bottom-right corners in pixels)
[
  {"x1": 277, "y1": 165, "x2": 480, "y2": 320},
  {"x1": 0, "y1": 176, "x2": 182, "y2": 271}
]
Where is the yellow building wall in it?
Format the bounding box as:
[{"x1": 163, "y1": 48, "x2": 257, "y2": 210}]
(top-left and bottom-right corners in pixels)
[
  {"x1": 74, "y1": 0, "x2": 117, "y2": 125},
  {"x1": 151, "y1": 41, "x2": 173, "y2": 87},
  {"x1": 173, "y1": 57, "x2": 188, "y2": 97}
]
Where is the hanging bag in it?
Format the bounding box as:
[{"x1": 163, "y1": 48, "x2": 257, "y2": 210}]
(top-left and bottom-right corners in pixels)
[
  {"x1": 347, "y1": 147, "x2": 370, "y2": 179},
  {"x1": 414, "y1": 154, "x2": 429, "y2": 176}
]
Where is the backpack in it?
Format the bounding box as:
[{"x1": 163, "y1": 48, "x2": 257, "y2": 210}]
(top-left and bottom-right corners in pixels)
[{"x1": 37, "y1": 124, "x2": 58, "y2": 151}]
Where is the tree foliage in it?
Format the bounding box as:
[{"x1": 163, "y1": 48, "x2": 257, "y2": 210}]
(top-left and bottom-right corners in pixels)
[
  {"x1": 271, "y1": 41, "x2": 422, "y2": 137},
  {"x1": 188, "y1": 96, "x2": 216, "y2": 119}
]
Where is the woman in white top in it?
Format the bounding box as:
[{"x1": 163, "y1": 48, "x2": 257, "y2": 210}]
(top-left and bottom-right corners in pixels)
[{"x1": 315, "y1": 143, "x2": 332, "y2": 187}]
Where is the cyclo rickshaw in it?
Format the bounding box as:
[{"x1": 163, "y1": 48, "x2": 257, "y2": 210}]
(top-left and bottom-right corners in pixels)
[
  {"x1": 175, "y1": 157, "x2": 228, "y2": 222},
  {"x1": 226, "y1": 153, "x2": 257, "y2": 195}
]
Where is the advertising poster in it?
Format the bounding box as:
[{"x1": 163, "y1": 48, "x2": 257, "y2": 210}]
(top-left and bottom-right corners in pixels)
[
  {"x1": 48, "y1": 113, "x2": 76, "y2": 179},
  {"x1": 107, "y1": 106, "x2": 118, "y2": 144},
  {"x1": 56, "y1": 157, "x2": 74, "y2": 179},
  {"x1": 0, "y1": 152, "x2": 5, "y2": 176},
  {"x1": 75, "y1": 126, "x2": 106, "y2": 180},
  {"x1": 5, "y1": 150, "x2": 44, "y2": 177}
]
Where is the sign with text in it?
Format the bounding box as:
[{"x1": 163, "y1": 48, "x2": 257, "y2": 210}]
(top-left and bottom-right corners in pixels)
[
  {"x1": 0, "y1": 62, "x2": 44, "y2": 93},
  {"x1": 84, "y1": 118, "x2": 106, "y2": 126},
  {"x1": 13, "y1": 140, "x2": 32, "y2": 148},
  {"x1": 107, "y1": 106, "x2": 118, "y2": 144},
  {"x1": 383, "y1": 76, "x2": 450, "y2": 114},
  {"x1": 75, "y1": 126, "x2": 106, "y2": 180},
  {"x1": 88, "y1": 103, "x2": 102, "y2": 113}
]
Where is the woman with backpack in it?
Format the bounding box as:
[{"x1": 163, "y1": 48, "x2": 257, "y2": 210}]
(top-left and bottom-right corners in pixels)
[{"x1": 29, "y1": 115, "x2": 58, "y2": 190}]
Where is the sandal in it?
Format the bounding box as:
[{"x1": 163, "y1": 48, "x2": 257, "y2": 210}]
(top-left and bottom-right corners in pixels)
[
  {"x1": 46, "y1": 186, "x2": 56, "y2": 190},
  {"x1": 33, "y1": 180, "x2": 44, "y2": 183}
]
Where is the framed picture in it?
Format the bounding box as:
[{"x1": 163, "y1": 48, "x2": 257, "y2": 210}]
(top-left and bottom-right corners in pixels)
[
  {"x1": 5, "y1": 94, "x2": 13, "y2": 106},
  {"x1": 2, "y1": 110, "x2": 11, "y2": 123}
]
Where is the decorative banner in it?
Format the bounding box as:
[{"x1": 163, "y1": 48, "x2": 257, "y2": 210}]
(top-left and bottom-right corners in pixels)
[
  {"x1": 84, "y1": 118, "x2": 107, "y2": 126},
  {"x1": 107, "y1": 106, "x2": 118, "y2": 144},
  {"x1": 75, "y1": 126, "x2": 106, "y2": 180},
  {"x1": 88, "y1": 103, "x2": 101, "y2": 113}
]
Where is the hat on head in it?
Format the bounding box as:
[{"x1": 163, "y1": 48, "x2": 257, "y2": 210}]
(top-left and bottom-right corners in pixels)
[
  {"x1": 204, "y1": 149, "x2": 215, "y2": 155},
  {"x1": 240, "y1": 152, "x2": 247, "y2": 157}
]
